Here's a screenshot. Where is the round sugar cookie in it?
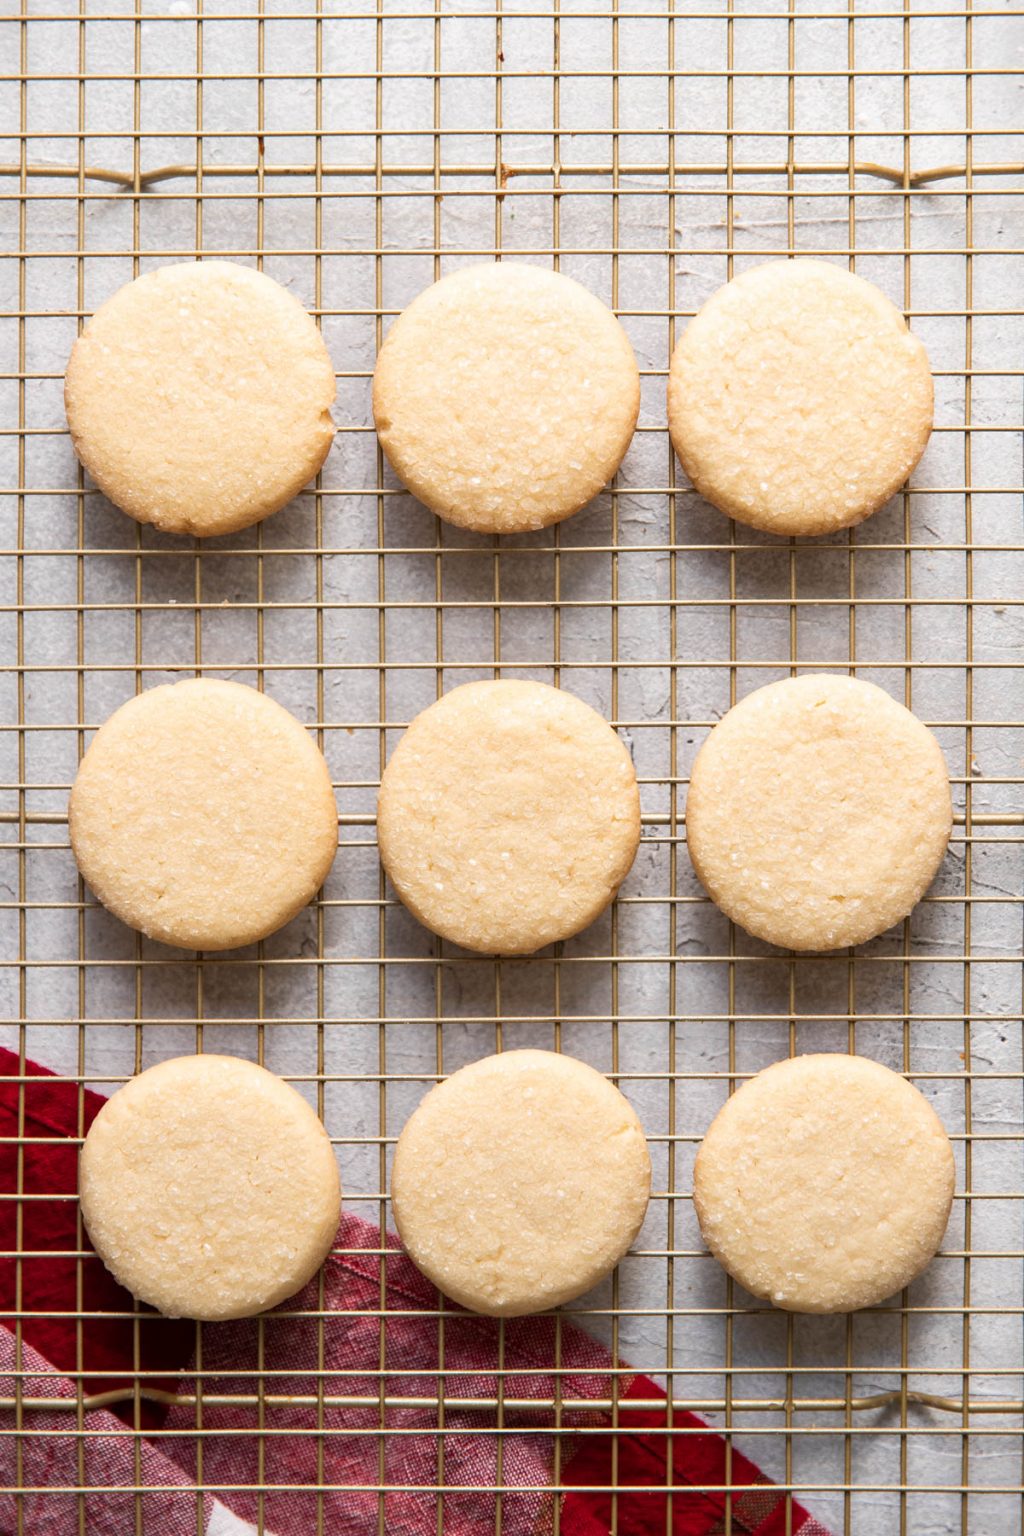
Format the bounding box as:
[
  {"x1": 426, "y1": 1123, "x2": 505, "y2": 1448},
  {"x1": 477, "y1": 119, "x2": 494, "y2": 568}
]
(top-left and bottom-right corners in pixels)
[
  {"x1": 685, "y1": 674, "x2": 951, "y2": 951},
  {"x1": 391, "y1": 1050, "x2": 651, "y2": 1316},
  {"x1": 372, "y1": 262, "x2": 640, "y2": 533},
  {"x1": 69, "y1": 678, "x2": 338, "y2": 951},
  {"x1": 693, "y1": 1054, "x2": 955, "y2": 1313},
  {"x1": 65, "y1": 261, "x2": 336, "y2": 536},
  {"x1": 80, "y1": 1054, "x2": 341, "y2": 1320},
  {"x1": 377, "y1": 680, "x2": 640, "y2": 954},
  {"x1": 667, "y1": 259, "x2": 934, "y2": 536}
]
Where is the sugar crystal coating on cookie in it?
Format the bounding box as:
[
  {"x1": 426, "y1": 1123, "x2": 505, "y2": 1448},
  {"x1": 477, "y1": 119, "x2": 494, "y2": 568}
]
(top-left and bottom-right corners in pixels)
[
  {"x1": 668, "y1": 259, "x2": 933, "y2": 536},
  {"x1": 372, "y1": 262, "x2": 640, "y2": 533},
  {"x1": 685, "y1": 674, "x2": 951, "y2": 950},
  {"x1": 80, "y1": 1054, "x2": 341, "y2": 1320},
  {"x1": 69, "y1": 678, "x2": 338, "y2": 951},
  {"x1": 693, "y1": 1054, "x2": 954, "y2": 1313},
  {"x1": 377, "y1": 679, "x2": 641, "y2": 953},
  {"x1": 65, "y1": 261, "x2": 336, "y2": 537},
  {"x1": 391, "y1": 1050, "x2": 651, "y2": 1315}
]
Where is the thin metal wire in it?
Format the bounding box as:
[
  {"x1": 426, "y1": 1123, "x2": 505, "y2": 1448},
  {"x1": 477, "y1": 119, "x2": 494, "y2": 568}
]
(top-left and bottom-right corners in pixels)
[{"x1": 0, "y1": 3, "x2": 1022, "y2": 1534}]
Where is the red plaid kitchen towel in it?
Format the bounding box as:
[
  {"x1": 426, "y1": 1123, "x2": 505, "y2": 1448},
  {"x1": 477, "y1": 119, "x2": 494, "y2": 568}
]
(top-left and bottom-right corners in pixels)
[
  {"x1": 0, "y1": 1328, "x2": 210, "y2": 1536},
  {"x1": 0, "y1": 1048, "x2": 831, "y2": 1536}
]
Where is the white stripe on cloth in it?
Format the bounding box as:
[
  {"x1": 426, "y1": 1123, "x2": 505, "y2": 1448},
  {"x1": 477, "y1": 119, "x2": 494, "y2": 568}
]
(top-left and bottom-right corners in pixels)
[{"x1": 207, "y1": 1501, "x2": 268, "y2": 1536}]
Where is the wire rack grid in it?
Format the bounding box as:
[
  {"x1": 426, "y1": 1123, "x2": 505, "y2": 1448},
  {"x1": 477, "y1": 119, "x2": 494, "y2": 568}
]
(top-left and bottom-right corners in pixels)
[{"x1": 0, "y1": 1, "x2": 1022, "y2": 1533}]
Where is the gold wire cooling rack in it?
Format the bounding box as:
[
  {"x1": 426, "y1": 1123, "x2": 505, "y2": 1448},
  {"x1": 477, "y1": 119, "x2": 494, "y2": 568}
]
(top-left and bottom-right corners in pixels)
[{"x1": 0, "y1": 2, "x2": 1022, "y2": 1533}]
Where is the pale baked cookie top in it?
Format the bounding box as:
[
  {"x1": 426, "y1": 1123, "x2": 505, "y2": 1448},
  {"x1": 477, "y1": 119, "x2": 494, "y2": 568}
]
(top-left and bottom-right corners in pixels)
[
  {"x1": 80, "y1": 1054, "x2": 341, "y2": 1320},
  {"x1": 377, "y1": 679, "x2": 641, "y2": 954},
  {"x1": 694, "y1": 1053, "x2": 954, "y2": 1313},
  {"x1": 69, "y1": 678, "x2": 338, "y2": 951},
  {"x1": 65, "y1": 261, "x2": 336, "y2": 537},
  {"x1": 685, "y1": 673, "x2": 952, "y2": 951},
  {"x1": 391, "y1": 1050, "x2": 651, "y2": 1316},
  {"x1": 372, "y1": 262, "x2": 640, "y2": 533},
  {"x1": 668, "y1": 258, "x2": 933, "y2": 536}
]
